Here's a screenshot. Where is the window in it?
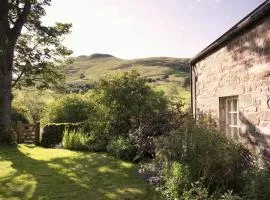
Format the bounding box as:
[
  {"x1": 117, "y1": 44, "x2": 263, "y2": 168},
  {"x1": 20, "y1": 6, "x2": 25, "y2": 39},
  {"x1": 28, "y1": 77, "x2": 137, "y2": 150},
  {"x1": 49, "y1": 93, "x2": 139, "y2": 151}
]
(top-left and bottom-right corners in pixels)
[{"x1": 225, "y1": 97, "x2": 239, "y2": 139}]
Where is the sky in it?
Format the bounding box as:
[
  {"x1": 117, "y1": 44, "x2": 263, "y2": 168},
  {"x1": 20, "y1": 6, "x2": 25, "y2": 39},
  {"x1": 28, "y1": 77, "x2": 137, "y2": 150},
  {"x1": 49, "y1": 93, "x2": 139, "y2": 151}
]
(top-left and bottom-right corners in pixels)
[{"x1": 42, "y1": 0, "x2": 265, "y2": 59}]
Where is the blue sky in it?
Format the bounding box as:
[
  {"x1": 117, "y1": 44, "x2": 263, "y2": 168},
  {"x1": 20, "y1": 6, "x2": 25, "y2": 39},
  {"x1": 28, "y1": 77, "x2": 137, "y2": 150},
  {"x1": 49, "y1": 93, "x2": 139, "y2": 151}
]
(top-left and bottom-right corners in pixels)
[{"x1": 43, "y1": 0, "x2": 264, "y2": 59}]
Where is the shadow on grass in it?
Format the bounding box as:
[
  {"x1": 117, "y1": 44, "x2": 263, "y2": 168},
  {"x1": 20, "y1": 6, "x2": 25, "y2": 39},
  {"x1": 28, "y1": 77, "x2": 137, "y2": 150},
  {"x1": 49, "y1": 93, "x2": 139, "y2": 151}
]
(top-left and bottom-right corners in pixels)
[{"x1": 0, "y1": 145, "x2": 158, "y2": 200}]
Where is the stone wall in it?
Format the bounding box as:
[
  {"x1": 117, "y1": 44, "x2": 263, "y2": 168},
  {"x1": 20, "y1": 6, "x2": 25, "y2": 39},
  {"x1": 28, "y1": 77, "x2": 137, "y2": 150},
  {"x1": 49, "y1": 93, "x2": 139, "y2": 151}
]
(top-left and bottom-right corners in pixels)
[{"x1": 192, "y1": 15, "x2": 270, "y2": 158}]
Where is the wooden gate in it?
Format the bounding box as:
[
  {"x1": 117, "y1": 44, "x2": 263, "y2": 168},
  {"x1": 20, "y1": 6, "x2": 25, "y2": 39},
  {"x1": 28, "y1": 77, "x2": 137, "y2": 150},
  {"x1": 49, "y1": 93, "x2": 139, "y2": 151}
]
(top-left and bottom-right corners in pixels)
[{"x1": 16, "y1": 122, "x2": 40, "y2": 144}]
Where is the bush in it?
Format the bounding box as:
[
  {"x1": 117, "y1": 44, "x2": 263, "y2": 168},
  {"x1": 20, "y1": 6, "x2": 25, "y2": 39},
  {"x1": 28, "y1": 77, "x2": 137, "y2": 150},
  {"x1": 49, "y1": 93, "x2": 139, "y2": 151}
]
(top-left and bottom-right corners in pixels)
[
  {"x1": 62, "y1": 129, "x2": 90, "y2": 150},
  {"x1": 155, "y1": 115, "x2": 253, "y2": 197},
  {"x1": 129, "y1": 122, "x2": 168, "y2": 158},
  {"x1": 220, "y1": 191, "x2": 243, "y2": 200},
  {"x1": 11, "y1": 106, "x2": 29, "y2": 123},
  {"x1": 87, "y1": 70, "x2": 169, "y2": 157},
  {"x1": 182, "y1": 181, "x2": 210, "y2": 200},
  {"x1": 40, "y1": 123, "x2": 84, "y2": 147},
  {"x1": 86, "y1": 131, "x2": 109, "y2": 152},
  {"x1": 12, "y1": 90, "x2": 51, "y2": 123},
  {"x1": 243, "y1": 169, "x2": 270, "y2": 200},
  {"x1": 162, "y1": 161, "x2": 190, "y2": 199},
  {"x1": 107, "y1": 136, "x2": 137, "y2": 161},
  {"x1": 42, "y1": 94, "x2": 92, "y2": 124},
  {"x1": 41, "y1": 71, "x2": 170, "y2": 157}
]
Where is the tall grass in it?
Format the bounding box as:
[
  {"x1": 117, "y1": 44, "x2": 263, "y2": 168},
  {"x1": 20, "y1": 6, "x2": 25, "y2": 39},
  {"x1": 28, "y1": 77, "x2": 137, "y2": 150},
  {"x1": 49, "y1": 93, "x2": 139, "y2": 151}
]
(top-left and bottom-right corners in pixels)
[{"x1": 62, "y1": 129, "x2": 89, "y2": 150}]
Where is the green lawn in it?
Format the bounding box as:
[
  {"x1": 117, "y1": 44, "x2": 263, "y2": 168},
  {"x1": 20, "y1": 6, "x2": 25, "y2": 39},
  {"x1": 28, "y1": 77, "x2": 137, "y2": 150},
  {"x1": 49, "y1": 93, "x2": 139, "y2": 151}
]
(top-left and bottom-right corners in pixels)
[{"x1": 0, "y1": 144, "x2": 159, "y2": 200}]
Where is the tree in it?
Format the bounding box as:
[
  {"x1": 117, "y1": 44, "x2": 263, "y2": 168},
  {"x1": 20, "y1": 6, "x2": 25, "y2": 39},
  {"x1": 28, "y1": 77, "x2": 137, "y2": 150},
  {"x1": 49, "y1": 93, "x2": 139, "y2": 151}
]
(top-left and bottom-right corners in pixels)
[
  {"x1": 88, "y1": 71, "x2": 169, "y2": 155},
  {"x1": 0, "y1": 0, "x2": 72, "y2": 143}
]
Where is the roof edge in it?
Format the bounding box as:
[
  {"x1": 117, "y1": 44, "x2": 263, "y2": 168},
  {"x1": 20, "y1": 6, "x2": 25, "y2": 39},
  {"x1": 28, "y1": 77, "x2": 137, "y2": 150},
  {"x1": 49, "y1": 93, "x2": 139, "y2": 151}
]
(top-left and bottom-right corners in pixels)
[{"x1": 190, "y1": 0, "x2": 270, "y2": 65}]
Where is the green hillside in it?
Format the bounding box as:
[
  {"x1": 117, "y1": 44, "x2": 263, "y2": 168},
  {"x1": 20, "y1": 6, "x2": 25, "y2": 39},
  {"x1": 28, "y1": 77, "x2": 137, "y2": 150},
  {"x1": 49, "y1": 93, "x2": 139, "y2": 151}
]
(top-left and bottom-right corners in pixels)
[
  {"x1": 64, "y1": 54, "x2": 189, "y2": 83},
  {"x1": 63, "y1": 54, "x2": 191, "y2": 101}
]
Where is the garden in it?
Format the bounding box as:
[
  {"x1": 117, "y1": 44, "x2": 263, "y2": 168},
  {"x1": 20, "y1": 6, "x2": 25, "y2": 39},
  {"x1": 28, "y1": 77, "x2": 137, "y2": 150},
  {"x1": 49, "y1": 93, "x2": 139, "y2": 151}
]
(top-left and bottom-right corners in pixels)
[
  {"x1": 3, "y1": 71, "x2": 270, "y2": 200},
  {"x1": 2, "y1": 1, "x2": 270, "y2": 199}
]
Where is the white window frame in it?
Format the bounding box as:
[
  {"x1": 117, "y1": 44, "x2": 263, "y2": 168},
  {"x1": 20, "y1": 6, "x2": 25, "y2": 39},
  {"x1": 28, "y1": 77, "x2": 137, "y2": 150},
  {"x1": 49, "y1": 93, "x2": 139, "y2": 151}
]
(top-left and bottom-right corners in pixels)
[{"x1": 225, "y1": 97, "x2": 239, "y2": 139}]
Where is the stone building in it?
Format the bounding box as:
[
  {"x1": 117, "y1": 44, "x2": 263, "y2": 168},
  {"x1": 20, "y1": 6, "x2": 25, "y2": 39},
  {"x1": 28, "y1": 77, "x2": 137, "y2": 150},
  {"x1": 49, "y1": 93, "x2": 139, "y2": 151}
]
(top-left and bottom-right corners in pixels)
[{"x1": 190, "y1": 1, "x2": 270, "y2": 157}]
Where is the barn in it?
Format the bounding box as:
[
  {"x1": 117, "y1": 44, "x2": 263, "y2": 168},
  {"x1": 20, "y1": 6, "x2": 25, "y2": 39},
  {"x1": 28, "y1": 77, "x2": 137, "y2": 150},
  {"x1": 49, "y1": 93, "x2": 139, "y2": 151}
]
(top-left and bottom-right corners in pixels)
[{"x1": 190, "y1": 1, "x2": 270, "y2": 157}]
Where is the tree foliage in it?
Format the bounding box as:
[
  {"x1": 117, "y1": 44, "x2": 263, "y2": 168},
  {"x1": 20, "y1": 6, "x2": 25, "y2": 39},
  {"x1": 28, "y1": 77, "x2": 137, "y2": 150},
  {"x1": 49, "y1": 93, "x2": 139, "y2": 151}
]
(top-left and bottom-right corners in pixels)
[
  {"x1": 86, "y1": 71, "x2": 169, "y2": 156},
  {"x1": 42, "y1": 94, "x2": 92, "y2": 124},
  {"x1": 0, "y1": 0, "x2": 72, "y2": 143},
  {"x1": 91, "y1": 70, "x2": 168, "y2": 135},
  {"x1": 9, "y1": 0, "x2": 72, "y2": 88}
]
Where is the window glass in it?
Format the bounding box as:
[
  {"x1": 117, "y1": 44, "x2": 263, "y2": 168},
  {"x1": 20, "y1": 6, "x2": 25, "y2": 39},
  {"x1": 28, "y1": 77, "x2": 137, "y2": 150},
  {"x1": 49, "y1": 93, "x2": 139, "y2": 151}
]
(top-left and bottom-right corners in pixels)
[
  {"x1": 225, "y1": 97, "x2": 239, "y2": 139},
  {"x1": 227, "y1": 100, "x2": 231, "y2": 112},
  {"x1": 227, "y1": 112, "x2": 231, "y2": 125},
  {"x1": 233, "y1": 99, "x2": 237, "y2": 111},
  {"x1": 232, "y1": 113, "x2": 238, "y2": 126}
]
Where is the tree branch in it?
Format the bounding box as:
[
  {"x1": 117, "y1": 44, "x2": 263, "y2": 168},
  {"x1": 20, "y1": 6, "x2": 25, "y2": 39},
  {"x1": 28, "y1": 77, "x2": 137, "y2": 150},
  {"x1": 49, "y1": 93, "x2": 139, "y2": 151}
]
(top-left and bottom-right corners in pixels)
[
  {"x1": 12, "y1": 70, "x2": 24, "y2": 87},
  {"x1": 15, "y1": 0, "x2": 21, "y2": 17},
  {"x1": 8, "y1": 15, "x2": 15, "y2": 25},
  {"x1": 9, "y1": 1, "x2": 31, "y2": 47}
]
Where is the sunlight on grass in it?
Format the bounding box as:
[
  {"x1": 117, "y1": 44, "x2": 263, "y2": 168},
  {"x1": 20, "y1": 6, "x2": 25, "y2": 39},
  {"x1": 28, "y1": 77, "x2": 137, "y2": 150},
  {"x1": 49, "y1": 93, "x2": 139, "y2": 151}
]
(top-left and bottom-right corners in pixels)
[
  {"x1": 105, "y1": 187, "x2": 144, "y2": 199},
  {"x1": 98, "y1": 166, "x2": 116, "y2": 173},
  {"x1": 0, "y1": 144, "x2": 159, "y2": 200}
]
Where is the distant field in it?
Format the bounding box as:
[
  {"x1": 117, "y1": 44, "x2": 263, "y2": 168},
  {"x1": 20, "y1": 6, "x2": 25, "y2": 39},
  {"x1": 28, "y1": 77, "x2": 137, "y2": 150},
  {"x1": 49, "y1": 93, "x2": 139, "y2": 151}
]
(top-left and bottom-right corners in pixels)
[{"x1": 63, "y1": 54, "x2": 191, "y2": 103}]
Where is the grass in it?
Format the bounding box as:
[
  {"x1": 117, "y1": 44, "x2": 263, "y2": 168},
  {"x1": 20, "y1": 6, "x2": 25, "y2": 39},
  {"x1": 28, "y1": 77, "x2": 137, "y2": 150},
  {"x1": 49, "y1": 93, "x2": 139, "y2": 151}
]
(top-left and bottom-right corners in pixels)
[
  {"x1": 63, "y1": 55, "x2": 190, "y2": 85},
  {"x1": 63, "y1": 54, "x2": 191, "y2": 104},
  {"x1": 151, "y1": 81, "x2": 190, "y2": 106},
  {"x1": 0, "y1": 144, "x2": 159, "y2": 200}
]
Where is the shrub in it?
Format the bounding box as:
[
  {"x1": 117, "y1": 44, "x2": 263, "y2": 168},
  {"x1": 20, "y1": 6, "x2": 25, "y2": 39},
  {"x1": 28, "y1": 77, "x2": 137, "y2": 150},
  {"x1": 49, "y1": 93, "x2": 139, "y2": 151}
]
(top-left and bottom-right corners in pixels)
[
  {"x1": 12, "y1": 90, "x2": 51, "y2": 123},
  {"x1": 220, "y1": 191, "x2": 243, "y2": 200},
  {"x1": 11, "y1": 106, "x2": 29, "y2": 123},
  {"x1": 155, "y1": 115, "x2": 253, "y2": 196},
  {"x1": 40, "y1": 123, "x2": 83, "y2": 147},
  {"x1": 162, "y1": 161, "x2": 190, "y2": 199},
  {"x1": 182, "y1": 181, "x2": 210, "y2": 200},
  {"x1": 128, "y1": 121, "x2": 168, "y2": 158},
  {"x1": 86, "y1": 131, "x2": 109, "y2": 152},
  {"x1": 42, "y1": 94, "x2": 92, "y2": 124},
  {"x1": 107, "y1": 136, "x2": 137, "y2": 161},
  {"x1": 243, "y1": 169, "x2": 270, "y2": 200},
  {"x1": 88, "y1": 70, "x2": 169, "y2": 157},
  {"x1": 62, "y1": 129, "x2": 90, "y2": 150},
  {"x1": 138, "y1": 161, "x2": 162, "y2": 182}
]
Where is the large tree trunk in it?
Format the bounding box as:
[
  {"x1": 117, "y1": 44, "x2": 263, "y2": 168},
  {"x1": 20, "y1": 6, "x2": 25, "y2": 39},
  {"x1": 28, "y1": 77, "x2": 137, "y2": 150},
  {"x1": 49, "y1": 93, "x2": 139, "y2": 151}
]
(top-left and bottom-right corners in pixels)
[
  {"x1": 0, "y1": 1, "x2": 32, "y2": 144},
  {"x1": 0, "y1": 0, "x2": 14, "y2": 144},
  {"x1": 0, "y1": 36, "x2": 13, "y2": 144},
  {"x1": 0, "y1": 56, "x2": 12, "y2": 144}
]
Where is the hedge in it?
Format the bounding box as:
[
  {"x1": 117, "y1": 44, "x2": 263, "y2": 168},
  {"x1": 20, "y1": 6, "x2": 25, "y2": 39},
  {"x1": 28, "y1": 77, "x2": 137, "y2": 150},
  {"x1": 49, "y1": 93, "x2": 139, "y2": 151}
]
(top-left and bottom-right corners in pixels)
[{"x1": 40, "y1": 122, "x2": 84, "y2": 147}]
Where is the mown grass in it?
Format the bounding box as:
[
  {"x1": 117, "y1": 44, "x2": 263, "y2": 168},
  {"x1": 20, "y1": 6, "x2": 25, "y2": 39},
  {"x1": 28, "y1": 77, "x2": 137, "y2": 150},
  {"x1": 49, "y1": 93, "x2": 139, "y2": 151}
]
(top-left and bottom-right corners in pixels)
[{"x1": 0, "y1": 144, "x2": 159, "y2": 200}]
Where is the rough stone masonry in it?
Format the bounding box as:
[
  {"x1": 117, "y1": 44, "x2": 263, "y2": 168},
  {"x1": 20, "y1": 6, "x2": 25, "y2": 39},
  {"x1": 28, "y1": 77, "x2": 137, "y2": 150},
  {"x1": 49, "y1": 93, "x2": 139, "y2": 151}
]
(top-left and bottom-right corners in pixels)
[{"x1": 191, "y1": 13, "x2": 270, "y2": 158}]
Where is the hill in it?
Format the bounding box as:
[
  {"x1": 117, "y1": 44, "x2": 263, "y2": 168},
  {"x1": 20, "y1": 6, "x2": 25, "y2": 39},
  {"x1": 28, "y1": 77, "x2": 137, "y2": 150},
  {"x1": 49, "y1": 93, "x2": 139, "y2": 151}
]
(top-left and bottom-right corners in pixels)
[{"x1": 63, "y1": 54, "x2": 191, "y2": 101}]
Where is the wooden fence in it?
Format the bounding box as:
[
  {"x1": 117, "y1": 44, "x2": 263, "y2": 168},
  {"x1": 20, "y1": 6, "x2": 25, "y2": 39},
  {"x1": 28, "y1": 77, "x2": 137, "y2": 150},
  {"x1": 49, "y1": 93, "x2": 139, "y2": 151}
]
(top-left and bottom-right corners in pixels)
[{"x1": 14, "y1": 122, "x2": 40, "y2": 144}]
